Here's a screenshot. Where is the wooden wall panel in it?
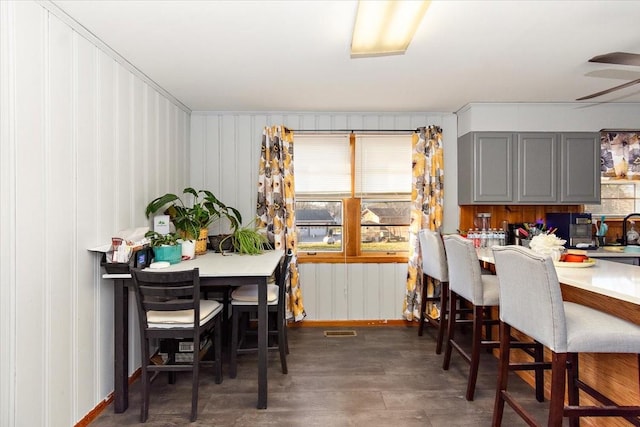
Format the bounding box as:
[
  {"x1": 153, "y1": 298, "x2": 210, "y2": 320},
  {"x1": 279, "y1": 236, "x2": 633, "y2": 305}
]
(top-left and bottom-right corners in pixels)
[
  {"x1": 0, "y1": 2, "x2": 191, "y2": 425},
  {"x1": 190, "y1": 112, "x2": 451, "y2": 321}
]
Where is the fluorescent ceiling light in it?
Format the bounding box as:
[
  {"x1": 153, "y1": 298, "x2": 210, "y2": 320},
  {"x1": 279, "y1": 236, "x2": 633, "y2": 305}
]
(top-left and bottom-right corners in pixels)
[{"x1": 351, "y1": 0, "x2": 431, "y2": 58}]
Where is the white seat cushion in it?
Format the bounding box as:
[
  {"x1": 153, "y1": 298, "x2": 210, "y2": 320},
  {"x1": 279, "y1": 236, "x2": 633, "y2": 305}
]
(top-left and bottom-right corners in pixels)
[
  {"x1": 231, "y1": 284, "x2": 279, "y2": 305},
  {"x1": 148, "y1": 299, "x2": 222, "y2": 329}
]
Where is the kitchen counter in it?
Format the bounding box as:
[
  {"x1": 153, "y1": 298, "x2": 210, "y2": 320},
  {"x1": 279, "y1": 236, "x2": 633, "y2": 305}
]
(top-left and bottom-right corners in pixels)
[
  {"x1": 477, "y1": 248, "x2": 640, "y2": 307},
  {"x1": 587, "y1": 247, "x2": 640, "y2": 258}
]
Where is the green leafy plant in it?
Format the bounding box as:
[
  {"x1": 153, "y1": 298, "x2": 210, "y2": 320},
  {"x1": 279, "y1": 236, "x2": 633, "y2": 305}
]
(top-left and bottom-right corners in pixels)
[
  {"x1": 145, "y1": 188, "x2": 242, "y2": 240},
  {"x1": 145, "y1": 230, "x2": 180, "y2": 247},
  {"x1": 219, "y1": 219, "x2": 268, "y2": 255}
]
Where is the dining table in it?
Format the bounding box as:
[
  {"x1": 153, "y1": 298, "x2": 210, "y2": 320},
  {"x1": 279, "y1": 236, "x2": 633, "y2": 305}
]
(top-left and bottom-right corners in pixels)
[{"x1": 102, "y1": 249, "x2": 285, "y2": 412}]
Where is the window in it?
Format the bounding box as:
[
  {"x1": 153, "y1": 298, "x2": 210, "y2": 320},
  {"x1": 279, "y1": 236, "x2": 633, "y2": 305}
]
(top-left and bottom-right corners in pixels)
[
  {"x1": 585, "y1": 179, "x2": 640, "y2": 217},
  {"x1": 294, "y1": 133, "x2": 412, "y2": 262}
]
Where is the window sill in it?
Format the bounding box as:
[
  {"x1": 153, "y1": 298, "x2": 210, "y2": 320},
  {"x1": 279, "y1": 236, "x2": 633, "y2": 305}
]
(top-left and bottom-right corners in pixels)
[{"x1": 297, "y1": 254, "x2": 408, "y2": 264}]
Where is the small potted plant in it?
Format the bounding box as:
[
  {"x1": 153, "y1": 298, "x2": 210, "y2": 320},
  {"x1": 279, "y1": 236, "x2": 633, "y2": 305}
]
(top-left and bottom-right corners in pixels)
[
  {"x1": 145, "y1": 231, "x2": 182, "y2": 264},
  {"x1": 218, "y1": 218, "x2": 269, "y2": 255}
]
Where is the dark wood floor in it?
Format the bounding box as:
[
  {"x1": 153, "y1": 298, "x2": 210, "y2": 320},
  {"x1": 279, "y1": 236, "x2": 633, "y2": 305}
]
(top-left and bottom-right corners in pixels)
[{"x1": 90, "y1": 326, "x2": 560, "y2": 426}]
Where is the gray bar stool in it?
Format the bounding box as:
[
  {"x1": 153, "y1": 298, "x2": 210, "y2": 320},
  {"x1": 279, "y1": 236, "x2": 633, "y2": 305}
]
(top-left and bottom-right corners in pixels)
[
  {"x1": 442, "y1": 235, "x2": 545, "y2": 402},
  {"x1": 493, "y1": 245, "x2": 640, "y2": 426},
  {"x1": 417, "y1": 229, "x2": 449, "y2": 354}
]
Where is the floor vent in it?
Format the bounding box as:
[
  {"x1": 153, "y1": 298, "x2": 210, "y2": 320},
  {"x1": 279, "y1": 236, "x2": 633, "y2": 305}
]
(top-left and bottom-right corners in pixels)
[{"x1": 324, "y1": 330, "x2": 357, "y2": 337}]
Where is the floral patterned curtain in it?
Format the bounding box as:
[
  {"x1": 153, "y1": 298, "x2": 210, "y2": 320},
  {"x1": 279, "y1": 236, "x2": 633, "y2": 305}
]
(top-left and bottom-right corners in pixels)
[
  {"x1": 256, "y1": 125, "x2": 305, "y2": 322},
  {"x1": 404, "y1": 126, "x2": 444, "y2": 321}
]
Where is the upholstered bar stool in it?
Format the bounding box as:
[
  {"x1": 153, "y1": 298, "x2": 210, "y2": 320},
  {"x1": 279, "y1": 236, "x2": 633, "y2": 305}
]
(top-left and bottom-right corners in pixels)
[
  {"x1": 442, "y1": 235, "x2": 545, "y2": 402},
  {"x1": 442, "y1": 234, "x2": 501, "y2": 400},
  {"x1": 417, "y1": 229, "x2": 449, "y2": 354},
  {"x1": 492, "y1": 245, "x2": 640, "y2": 427}
]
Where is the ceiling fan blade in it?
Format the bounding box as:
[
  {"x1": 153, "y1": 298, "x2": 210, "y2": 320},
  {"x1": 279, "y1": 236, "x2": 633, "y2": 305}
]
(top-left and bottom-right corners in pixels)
[
  {"x1": 576, "y1": 78, "x2": 640, "y2": 101},
  {"x1": 589, "y1": 52, "x2": 640, "y2": 66}
]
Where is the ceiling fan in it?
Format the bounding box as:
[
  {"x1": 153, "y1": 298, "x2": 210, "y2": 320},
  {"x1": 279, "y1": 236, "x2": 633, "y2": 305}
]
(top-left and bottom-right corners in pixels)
[{"x1": 576, "y1": 52, "x2": 640, "y2": 101}]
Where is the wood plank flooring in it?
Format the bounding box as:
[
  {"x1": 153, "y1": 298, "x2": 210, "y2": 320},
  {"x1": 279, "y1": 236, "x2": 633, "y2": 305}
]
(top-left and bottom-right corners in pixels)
[{"x1": 89, "y1": 326, "x2": 560, "y2": 426}]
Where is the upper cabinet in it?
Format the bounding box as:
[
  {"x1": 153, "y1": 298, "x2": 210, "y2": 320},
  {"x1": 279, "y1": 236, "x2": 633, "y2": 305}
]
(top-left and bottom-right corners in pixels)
[
  {"x1": 559, "y1": 133, "x2": 601, "y2": 203},
  {"x1": 458, "y1": 132, "x2": 600, "y2": 205}
]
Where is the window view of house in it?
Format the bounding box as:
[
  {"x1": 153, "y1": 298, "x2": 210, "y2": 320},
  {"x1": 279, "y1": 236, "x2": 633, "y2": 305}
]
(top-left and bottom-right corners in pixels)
[{"x1": 294, "y1": 133, "x2": 412, "y2": 258}]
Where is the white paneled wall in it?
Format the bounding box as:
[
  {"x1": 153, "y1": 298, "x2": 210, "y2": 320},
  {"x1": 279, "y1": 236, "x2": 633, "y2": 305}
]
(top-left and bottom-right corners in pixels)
[
  {"x1": 0, "y1": 2, "x2": 190, "y2": 426},
  {"x1": 190, "y1": 112, "x2": 458, "y2": 320}
]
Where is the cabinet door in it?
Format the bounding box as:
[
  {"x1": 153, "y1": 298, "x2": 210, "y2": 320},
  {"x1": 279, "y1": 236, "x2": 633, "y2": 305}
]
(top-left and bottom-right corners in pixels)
[
  {"x1": 516, "y1": 133, "x2": 557, "y2": 203},
  {"x1": 560, "y1": 133, "x2": 600, "y2": 203},
  {"x1": 473, "y1": 133, "x2": 513, "y2": 203}
]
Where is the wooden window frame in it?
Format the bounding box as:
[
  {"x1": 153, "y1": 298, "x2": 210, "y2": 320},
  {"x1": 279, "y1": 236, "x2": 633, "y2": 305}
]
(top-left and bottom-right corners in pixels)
[{"x1": 297, "y1": 133, "x2": 409, "y2": 264}]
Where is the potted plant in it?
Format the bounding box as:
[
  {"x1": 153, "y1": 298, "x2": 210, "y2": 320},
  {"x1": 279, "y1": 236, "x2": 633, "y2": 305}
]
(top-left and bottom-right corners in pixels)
[
  {"x1": 218, "y1": 218, "x2": 269, "y2": 255},
  {"x1": 145, "y1": 188, "x2": 241, "y2": 255},
  {"x1": 145, "y1": 231, "x2": 182, "y2": 264}
]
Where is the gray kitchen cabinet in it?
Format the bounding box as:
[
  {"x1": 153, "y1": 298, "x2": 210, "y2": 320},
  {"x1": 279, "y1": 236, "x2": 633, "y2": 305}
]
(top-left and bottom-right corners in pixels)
[
  {"x1": 458, "y1": 131, "x2": 599, "y2": 205},
  {"x1": 458, "y1": 132, "x2": 513, "y2": 204},
  {"x1": 516, "y1": 133, "x2": 557, "y2": 203},
  {"x1": 559, "y1": 133, "x2": 600, "y2": 203}
]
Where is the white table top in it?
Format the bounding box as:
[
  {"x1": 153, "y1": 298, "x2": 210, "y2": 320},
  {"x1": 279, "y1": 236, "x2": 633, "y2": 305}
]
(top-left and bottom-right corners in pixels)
[
  {"x1": 103, "y1": 249, "x2": 285, "y2": 279},
  {"x1": 477, "y1": 247, "x2": 640, "y2": 306}
]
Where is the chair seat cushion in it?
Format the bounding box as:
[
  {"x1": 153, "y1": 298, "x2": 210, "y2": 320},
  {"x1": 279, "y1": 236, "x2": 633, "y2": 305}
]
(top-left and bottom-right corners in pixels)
[
  {"x1": 231, "y1": 284, "x2": 279, "y2": 304},
  {"x1": 564, "y1": 301, "x2": 640, "y2": 353},
  {"x1": 148, "y1": 299, "x2": 222, "y2": 329}
]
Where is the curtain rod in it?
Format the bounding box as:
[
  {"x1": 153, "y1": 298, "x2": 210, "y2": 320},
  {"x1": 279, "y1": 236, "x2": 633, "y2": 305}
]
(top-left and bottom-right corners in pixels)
[{"x1": 288, "y1": 128, "x2": 420, "y2": 134}]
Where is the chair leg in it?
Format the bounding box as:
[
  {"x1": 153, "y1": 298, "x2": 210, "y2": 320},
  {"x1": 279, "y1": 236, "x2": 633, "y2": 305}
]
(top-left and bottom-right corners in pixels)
[
  {"x1": 466, "y1": 304, "x2": 484, "y2": 401},
  {"x1": 435, "y1": 281, "x2": 448, "y2": 355},
  {"x1": 140, "y1": 340, "x2": 150, "y2": 423},
  {"x1": 214, "y1": 317, "x2": 222, "y2": 384},
  {"x1": 442, "y1": 290, "x2": 457, "y2": 371},
  {"x1": 418, "y1": 274, "x2": 429, "y2": 336},
  {"x1": 229, "y1": 307, "x2": 240, "y2": 379},
  {"x1": 567, "y1": 353, "x2": 580, "y2": 427},
  {"x1": 492, "y1": 321, "x2": 511, "y2": 427},
  {"x1": 534, "y1": 342, "x2": 545, "y2": 403},
  {"x1": 278, "y1": 311, "x2": 288, "y2": 374},
  {"x1": 548, "y1": 352, "x2": 568, "y2": 427},
  {"x1": 190, "y1": 350, "x2": 199, "y2": 422},
  {"x1": 284, "y1": 318, "x2": 290, "y2": 355}
]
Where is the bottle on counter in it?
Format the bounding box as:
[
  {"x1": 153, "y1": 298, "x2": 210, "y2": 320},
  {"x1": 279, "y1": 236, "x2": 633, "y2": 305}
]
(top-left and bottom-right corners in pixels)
[
  {"x1": 480, "y1": 228, "x2": 487, "y2": 248},
  {"x1": 628, "y1": 221, "x2": 639, "y2": 245}
]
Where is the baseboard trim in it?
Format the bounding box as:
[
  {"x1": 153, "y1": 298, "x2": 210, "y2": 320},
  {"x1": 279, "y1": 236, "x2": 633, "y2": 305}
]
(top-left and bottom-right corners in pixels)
[
  {"x1": 289, "y1": 319, "x2": 417, "y2": 328},
  {"x1": 74, "y1": 369, "x2": 141, "y2": 427}
]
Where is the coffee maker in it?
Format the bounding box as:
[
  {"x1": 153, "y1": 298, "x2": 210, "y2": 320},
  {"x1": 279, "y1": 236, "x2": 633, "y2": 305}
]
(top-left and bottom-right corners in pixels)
[{"x1": 545, "y1": 212, "x2": 594, "y2": 249}]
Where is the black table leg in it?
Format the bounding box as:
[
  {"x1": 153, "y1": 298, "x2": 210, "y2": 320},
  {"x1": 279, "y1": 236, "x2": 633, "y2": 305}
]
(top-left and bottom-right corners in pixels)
[
  {"x1": 113, "y1": 279, "x2": 129, "y2": 413},
  {"x1": 257, "y1": 277, "x2": 268, "y2": 409}
]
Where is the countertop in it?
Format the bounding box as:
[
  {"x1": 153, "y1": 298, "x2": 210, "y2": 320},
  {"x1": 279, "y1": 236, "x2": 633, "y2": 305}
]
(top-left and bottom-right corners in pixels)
[
  {"x1": 586, "y1": 247, "x2": 640, "y2": 258},
  {"x1": 477, "y1": 248, "x2": 640, "y2": 306}
]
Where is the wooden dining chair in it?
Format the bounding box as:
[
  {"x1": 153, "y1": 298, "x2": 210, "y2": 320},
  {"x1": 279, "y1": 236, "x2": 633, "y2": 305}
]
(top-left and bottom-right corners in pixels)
[
  {"x1": 229, "y1": 250, "x2": 293, "y2": 379},
  {"x1": 131, "y1": 267, "x2": 223, "y2": 423},
  {"x1": 492, "y1": 245, "x2": 640, "y2": 426}
]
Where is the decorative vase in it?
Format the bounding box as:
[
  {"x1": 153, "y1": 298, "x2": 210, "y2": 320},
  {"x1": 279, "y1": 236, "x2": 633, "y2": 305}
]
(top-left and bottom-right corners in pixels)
[
  {"x1": 153, "y1": 244, "x2": 182, "y2": 264},
  {"x1": 181, "y1": 239, "x2": 196, "y2": 260},
  {"x1": 195, "y1": 228, "x2": 209, "y2": 255}
]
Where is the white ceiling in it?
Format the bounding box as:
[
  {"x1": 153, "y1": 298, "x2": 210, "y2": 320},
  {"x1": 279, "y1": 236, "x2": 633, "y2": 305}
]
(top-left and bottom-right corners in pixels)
[{"x1": 53, "y1": 0, "x2": 640, "y2": 113}]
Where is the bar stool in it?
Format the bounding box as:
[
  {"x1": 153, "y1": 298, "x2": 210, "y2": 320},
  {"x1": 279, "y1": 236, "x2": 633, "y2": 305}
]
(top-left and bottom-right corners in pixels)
[
  {"x1": 417, "y1": 229, "x2": 449, "y2": 354},
  {"x1": 492, "y1": 245, "x2": 640, "y2": 427},
  {"x1": 442, "y1": 235, "x2": 545, "y2": 402}
]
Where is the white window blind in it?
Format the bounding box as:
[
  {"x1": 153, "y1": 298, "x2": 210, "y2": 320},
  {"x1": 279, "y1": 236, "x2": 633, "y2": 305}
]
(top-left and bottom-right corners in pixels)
[
  {"x1": 355, "y1": 135, "x2": 412, "y2": 196},
  {"x1": 295, "y1": 135, "x2": 351, "y2": 196}
]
